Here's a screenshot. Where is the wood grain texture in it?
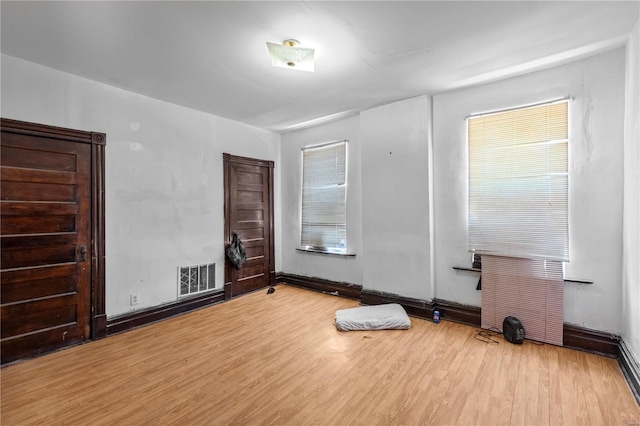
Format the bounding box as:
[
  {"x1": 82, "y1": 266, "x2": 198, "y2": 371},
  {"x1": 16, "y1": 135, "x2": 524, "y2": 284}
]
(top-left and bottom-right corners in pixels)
[
  {"x1": 90, "y1": 137, "x2": 107, "y2": 339},
  {"x1": 1, "y1": 284, "x2": 638, "y2": 425},
  {"x1": 106, "y1": 289, "x2": 225, "y2": 335},
  {"x1": 0, "y1": 132, "x2": 90, "y2": 364},
  {"x1": 564, "y1": 323, "x2": 621, "y2": 357},
  {"x1": 0, "y1": 143, "x2": 76, "y2": 172},
  {"x1": 223, "y1": 154, "x2": 275, "y2": 297},
  {"x1": 1, "y1": 118, "x2": 107, "y2": 361},
  {"x1": 310, "y1": 275, "x2": 617, "y2": 356},
  {"x1": 277, "y1": 272, "x2": 363, "y2": 299}
]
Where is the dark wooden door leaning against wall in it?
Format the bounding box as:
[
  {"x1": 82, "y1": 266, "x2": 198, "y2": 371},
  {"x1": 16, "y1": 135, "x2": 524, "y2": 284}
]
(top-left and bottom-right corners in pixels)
[
  {"x1": 223, "y1": 154, "x2": 275, "y2": 298},
  {"x1": 0, "y1": 118, "x2": 106, "y2": 365}
]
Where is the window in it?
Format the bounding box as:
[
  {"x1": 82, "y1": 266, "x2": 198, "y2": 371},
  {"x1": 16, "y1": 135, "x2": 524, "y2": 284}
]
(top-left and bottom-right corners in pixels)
[
  {"x1": 468, "y1": 99, "x2": 569, "y2": 261},
  {"x1": 301, "y1": 140, "x2": 347, "y2": 254}
]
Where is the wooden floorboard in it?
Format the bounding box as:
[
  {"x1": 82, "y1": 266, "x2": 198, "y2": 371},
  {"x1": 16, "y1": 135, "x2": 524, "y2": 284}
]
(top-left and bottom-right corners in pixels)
[{"x1": 1, "y1": 284, "x2": 639, "y2": 425}]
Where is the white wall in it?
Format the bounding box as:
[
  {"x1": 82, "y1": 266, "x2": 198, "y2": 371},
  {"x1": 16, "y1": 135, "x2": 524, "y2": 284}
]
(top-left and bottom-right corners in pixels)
[
  {"x1": 2, "y1": 45, "x2": 632, "y2": 337},
  {"x1": 622, "y1": 20, "x2": 640, "y2": 362},
  {"x1": 280, "y1": 116, "x2": 363, "y2": 284},
  {"x1": 433, "y1": 49, "x2": 626, "y2": 333},
  {"x1": 280, "y1": 96, "x2": 433, "y2": 300},
  {"x1": 360, "y1": 96, "x2": 433, "y2": 300},
  {"x1": 1, "y1": 54, "x2": 281, "y2": 317}
]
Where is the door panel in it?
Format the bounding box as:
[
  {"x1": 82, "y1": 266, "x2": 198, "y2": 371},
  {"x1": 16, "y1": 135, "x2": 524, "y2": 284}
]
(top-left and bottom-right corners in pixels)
[
  {"x1": 1, "y1": 324, "x2": 80, "y2": 363},
  {"x1": 1, "y1": 246, "x2": 77, "y2": 269},
  {"x1": 1, "y1": 201, "x2": 79, "y2": 216},
  {"x1": 224, "y1": 154, "x2": 275, "y2": 298},
  {"x1": 1, "y1": 181, "x2": 77, "y2": 201},
  {"x1": 1, "y1": 216, "x2": 77, "y2": 234},
  {"x1": 1, "y1": 128, "x2": 92, "y2": 364},
  {"x1": 0, "y1": 144, "x2": 77, "y2": 171},
  {"x1": 1, "y1": 300, "x2": 78, "y2": 338},
  {"x1": 2, "y1": 274, "x2": 78, "y2": 304}
]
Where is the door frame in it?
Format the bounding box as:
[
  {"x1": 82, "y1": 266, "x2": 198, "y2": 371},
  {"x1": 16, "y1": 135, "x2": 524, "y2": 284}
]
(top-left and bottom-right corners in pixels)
[
  {"x1": 1, "y1": 118, "x2": 107, "y2": 339},
  {"x1": 223, "y1": 153, "x2": 275, "y2": 300}
]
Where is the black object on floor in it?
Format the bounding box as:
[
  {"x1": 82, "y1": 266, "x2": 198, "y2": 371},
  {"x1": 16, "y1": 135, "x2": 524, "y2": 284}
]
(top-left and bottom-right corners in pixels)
[
  {"x1": 267, "y1": 287, "x2": 275, "y2": 294},
  {"x1": 503, "y1": 316, "x2": 525, "y2": 344}
]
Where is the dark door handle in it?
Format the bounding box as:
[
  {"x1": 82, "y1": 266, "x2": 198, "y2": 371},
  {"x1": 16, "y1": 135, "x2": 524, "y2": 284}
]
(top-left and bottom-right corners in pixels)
[{"x1": 77, "y1": 245, "x2": 87, "y2": 262}]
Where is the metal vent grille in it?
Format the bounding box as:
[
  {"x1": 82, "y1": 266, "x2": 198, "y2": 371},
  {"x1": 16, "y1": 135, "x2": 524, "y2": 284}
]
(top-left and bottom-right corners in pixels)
[{"x1": 178, "y1": 263, "x2": 215, "y2": 297}]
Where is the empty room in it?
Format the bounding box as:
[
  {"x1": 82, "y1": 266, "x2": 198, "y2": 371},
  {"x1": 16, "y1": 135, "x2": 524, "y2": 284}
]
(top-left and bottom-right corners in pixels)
[{"x1": 1, "y1": 1, "x2": 639, "y2": 424}]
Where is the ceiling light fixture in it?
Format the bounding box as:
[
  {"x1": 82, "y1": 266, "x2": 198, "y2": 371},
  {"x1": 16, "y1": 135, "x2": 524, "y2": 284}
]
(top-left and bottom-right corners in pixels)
[{"x1": 266, "y1": 39, "x2": 315, "y2": 72}]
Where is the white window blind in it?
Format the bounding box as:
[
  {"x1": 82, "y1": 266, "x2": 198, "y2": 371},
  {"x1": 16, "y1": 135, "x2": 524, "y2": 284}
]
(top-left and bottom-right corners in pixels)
[
  {"x1": 481, "y1": 255, "x2": 564, "y2": 346},
  {"x1": 301, "y1": 140, "x2": 347, "y2": 253},
  {"x1": 468, "y1": 100, "x2": 569, "y2": 261}
]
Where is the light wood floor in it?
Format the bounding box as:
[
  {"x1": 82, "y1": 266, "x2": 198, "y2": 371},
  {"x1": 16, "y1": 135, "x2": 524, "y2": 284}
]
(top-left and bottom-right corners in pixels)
[{"x1": 2, "y1": 284, "x2": 639, "y2": 425}]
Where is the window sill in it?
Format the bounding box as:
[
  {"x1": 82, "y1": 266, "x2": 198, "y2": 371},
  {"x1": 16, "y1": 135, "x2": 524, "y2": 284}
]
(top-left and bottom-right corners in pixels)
[
  {"x1": 452, "y1": 266, "x2": 593, "y2": 284},
  {"x1": 563, "y1": 278, "x2": 593, "y2": 285},
  {"x1": 452, "y1": 266, "x2": 481, "y2": 273},
  {"x1": 296, "y1": 247, "x2": 356, "y2": 257}
]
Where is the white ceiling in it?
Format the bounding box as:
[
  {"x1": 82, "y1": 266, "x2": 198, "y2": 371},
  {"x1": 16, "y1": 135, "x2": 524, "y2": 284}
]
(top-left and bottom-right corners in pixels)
[{"x1": 1, "y1": 1, "x2": 638, "y2": 133}]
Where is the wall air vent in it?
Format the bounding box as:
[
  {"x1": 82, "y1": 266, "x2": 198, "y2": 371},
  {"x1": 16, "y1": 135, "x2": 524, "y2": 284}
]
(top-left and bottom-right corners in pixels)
[{"x1": 178, "y1": 263, "x2": 215, "y2": 298}]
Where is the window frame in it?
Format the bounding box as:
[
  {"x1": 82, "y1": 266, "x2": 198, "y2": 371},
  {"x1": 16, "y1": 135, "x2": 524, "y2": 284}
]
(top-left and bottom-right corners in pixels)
[
  {"x1": 299, "y1": 139, "x2": 349, "y2": 255},
  {"x1": 467, "y1": 98, "x2": 570, "y2": 262}
]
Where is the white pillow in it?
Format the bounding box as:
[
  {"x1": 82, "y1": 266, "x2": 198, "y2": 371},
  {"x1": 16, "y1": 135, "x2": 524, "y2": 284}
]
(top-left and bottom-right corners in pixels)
[{"x1": 335, "y1": 303, "x2": 411, "y2": 331}]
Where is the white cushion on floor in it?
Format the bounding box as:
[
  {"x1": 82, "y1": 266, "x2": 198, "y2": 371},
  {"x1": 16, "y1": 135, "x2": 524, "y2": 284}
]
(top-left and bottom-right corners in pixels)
[{"x1": 335, "y1": 303, "x2": 411, "y2": 331}]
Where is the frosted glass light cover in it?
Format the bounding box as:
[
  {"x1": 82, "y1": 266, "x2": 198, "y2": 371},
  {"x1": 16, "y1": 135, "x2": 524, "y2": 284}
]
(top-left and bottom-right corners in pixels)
[{"x1": 266, "y1": 42, "x2": 315, "y2": 72}]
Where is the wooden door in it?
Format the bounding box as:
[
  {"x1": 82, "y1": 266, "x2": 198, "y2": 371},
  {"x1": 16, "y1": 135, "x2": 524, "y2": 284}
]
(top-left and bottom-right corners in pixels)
[
  {"x1": 1, "y1": 119, "x2": 106, "y2": 364},
  {"x1": 223, "y1": 154, "x2": 274, "y2": 298}
]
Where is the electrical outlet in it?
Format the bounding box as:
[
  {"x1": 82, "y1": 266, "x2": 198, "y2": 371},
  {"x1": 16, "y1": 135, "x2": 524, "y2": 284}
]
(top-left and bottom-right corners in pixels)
[{"x1": 130, "y1": 294, "x2": 139, "y2": 306}]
